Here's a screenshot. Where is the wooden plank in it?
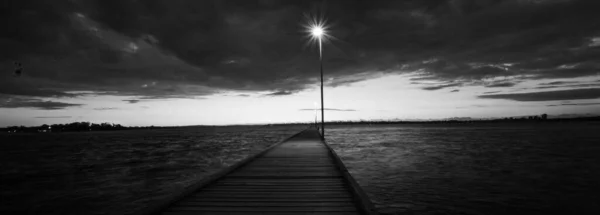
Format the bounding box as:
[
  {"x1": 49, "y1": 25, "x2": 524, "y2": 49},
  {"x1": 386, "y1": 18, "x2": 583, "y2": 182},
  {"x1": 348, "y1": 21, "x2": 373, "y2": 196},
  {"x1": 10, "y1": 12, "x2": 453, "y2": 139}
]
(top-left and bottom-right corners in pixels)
[
  {"x1": 180, "y1": 198, "x2": 353, "y2": 202},
  {"x1": 213, "y1": 184, "x2": 346, "y2": 188},
  {"x1": 213, "y1": 183, "x2": 346, "y2": 187},
  {"x1": 228, "y1": 171, "x2": 342, "y2": 176},
  {"x1": 252, "y1": 159, "x2": 333, "y2": 161},
  {"x1": 251, "y1": 159, "x2": 334, "y2": 161},
  {"x1": 225, "y1": 175, "x2": 343, "y2": 179},
  {"x1": 234, "y1": 169, "x2": 339, "y2": 172},
  {"x1": 260, "y1": 155, "x2": 331, "y2": 156},
  {"x1": 199, "y1": 188, "x2": 349, "y2": 192},
  {"x1": 265, "y1": 153, "x2": 330, "y2": 154},
  {"x1": 204, "y1": 185, "x2": 347, "y2": 189},
  {"x1": 232, "y1": 170, "x2": 341, "y2": 174},
  {"x1": 251, "y1": 157, "x2": 332, "y2": 159},
  {"x1": 238, "y1": 166, "x2": 338, "y2": 170},
  {"x1": 196, "y1": 189, "x2": 350, "y2": 193},
  {"x1": 194, "y1": 191, "x2": 351, "y2": 196},
  {"x1": 242, "y1": 165, "x2": 338, "y2": 169},
  {"x1": 217, "y1": 178, "x2": 345, "y2": 182},
  {"x1": 251, "y1": 160, "x2": 334, "y2": 163},
  {"x1": 258, "y1": 157, "x2": 332, "y2": 159},
  {"x1": 163, "y1": 211, "x2": 359, "y2": 215},
  {"x1": 166, "y1": 206, "x2": 358, "y2": 212},
  {"x1": 175, "y1": 201, "x2": 355, "y2": 207},
  {"x1": 245, "y1": 164, "x2": 337, "y2": 167},
  {"x1": 236, "y1": 169, "x2": 339, "y2": 173},
  {"x1": 248, "y1": 162, "x2": 335, "y2": 165},
  {"x1": 215, "y1": 180, "x2": 345, "y2": 184},
  {"x1": 203, "y1": 185, "x2": 346, "y2": 189},
  {"x1": 202, "y1": 187, "x2": 347, "y2": 190},
  {"x1": 250, "y1": 162, "x2": 334, "y2": 164},
  {"x1": 190, "y1": 193, "x2": 352, "y2": 199}
]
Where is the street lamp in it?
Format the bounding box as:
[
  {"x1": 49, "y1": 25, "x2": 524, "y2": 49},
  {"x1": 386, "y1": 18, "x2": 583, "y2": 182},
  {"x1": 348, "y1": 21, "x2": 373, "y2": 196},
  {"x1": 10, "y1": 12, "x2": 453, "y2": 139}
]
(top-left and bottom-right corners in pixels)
[{"x1": 305, "y1": 15, "x2": 330, "y2": 139}]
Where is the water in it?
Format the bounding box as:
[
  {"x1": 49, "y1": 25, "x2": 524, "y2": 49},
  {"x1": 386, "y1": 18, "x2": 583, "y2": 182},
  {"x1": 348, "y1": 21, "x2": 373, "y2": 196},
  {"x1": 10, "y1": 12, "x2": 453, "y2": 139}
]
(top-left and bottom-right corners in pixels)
[
  {"x1": 2, "y1": 123, "x2": 599, "y2": 214},
  {"x1": 326, "y1": 122, "x2": 600, "y2": 215},
  {"x1": 0, "y1": 125, "x2": 304, "y2": 215}
]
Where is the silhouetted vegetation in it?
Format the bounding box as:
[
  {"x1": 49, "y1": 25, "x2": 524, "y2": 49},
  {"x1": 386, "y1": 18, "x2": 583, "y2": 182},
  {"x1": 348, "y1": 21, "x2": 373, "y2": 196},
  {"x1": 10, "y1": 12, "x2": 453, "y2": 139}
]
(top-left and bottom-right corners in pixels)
[
  {"x1": 268, "y1": 115, "x2": 600, "y2": 126},
  {"x1": 1, "y1": 122, "x2": 167, "y2": 133},
  {"x1": 3, "y1": 115, "x2": 599, "y2": 133}
]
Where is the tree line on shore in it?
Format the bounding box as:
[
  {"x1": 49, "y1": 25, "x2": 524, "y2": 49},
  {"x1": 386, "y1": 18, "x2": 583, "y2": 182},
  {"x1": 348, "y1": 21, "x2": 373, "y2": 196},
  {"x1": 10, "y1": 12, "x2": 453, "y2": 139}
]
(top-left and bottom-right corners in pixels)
[
  {"x1": 3, "y1": 115, "x2": 598, "y2": 133},
  {"x1": 1, "y1": 122, "x2": 164, "y2": 133},
  {"x1": 272, "y1": 114, "x2": 600, "y2": 126}
]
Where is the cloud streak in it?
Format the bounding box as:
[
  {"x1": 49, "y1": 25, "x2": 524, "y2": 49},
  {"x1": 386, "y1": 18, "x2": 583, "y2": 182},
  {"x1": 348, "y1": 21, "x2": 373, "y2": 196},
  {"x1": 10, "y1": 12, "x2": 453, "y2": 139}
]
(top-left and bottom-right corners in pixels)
[
  {"x1": 422, "y1": 83, "x2": 462, "y2": 91},
  {"x1": 486, "y1": 82, "x2": 517, "y2": 88},
  {"x1": 547, "y1": 102, "x2": 600, "y2": 107},
  {"x1": 265, "y1": 91, "x2": 294, "y2": 96},
  {"x1": 94, "y1": 107, "x2": 119, "y2": 110},
  {"x1": 478, "y1": 88, "x2": 600, "y2": 102},
  {"x1": 123, "y1": 99, "x2": 140, "y2": 104},
  {"x1": 0, "y1": 98, "x2": 83, "y2": 110},
  {"x1": 299, "y1": 108, "x2": 356, "y2": 112},
  {"x1": 34, "y1": 116, "x2": 72, "y2": 119}
]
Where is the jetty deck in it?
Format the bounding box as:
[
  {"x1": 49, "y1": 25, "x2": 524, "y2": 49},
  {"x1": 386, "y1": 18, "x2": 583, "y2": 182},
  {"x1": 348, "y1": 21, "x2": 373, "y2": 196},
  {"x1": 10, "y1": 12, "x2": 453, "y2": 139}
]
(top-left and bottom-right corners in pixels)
[{"x1": 150, "y1": 128, "x2": 377, "y2": 215}]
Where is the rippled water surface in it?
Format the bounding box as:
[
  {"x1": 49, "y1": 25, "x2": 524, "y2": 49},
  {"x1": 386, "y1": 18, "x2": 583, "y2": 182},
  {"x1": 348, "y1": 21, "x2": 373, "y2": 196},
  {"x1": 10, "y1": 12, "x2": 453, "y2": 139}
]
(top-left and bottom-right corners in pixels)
[
  {"x1": 326, "y1": 122, "x2": 600, "y2": 215},
  {"x1": 3, "y1": 123, "x2": 599, "y2": 215},
  {"x1": 0, "y1": 125, "x2": 303, "y2": 214}
]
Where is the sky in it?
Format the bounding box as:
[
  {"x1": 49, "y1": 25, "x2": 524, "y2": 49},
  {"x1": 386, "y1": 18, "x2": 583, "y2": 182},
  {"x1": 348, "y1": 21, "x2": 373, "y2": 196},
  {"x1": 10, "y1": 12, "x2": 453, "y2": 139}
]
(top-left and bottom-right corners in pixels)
[{"x1": 2, "y1": 0, "x2": 600, "y2": 127}]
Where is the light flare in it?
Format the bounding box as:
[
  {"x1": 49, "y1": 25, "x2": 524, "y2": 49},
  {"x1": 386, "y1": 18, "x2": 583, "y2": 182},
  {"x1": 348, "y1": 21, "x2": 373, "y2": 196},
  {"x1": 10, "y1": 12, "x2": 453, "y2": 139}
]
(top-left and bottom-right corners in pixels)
[{"x1": 303, "y1": 12, "x2": 332, "y2": 59}]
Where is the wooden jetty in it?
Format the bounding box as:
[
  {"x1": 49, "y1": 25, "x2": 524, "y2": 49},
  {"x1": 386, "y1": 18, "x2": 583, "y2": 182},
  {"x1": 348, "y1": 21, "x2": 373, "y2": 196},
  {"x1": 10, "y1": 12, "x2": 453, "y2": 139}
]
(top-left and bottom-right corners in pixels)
[{"x1": 143, "y1": 128, "x2": 378, "y2": 215}]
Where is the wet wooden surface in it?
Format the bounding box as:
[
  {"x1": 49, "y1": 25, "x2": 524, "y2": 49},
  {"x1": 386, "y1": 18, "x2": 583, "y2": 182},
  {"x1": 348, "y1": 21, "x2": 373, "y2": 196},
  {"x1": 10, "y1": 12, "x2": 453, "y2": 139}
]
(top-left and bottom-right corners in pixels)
[{"x1": 159, "y1": 129, "x2": 374, "y2": 215}]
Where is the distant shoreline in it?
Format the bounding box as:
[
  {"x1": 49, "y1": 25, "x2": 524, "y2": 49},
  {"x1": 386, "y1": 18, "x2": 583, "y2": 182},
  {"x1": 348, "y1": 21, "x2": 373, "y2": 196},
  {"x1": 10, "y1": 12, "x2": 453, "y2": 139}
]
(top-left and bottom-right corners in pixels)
[
  {"x1": 265, "y1": 116, "x2": 600, "y2": 126},
  {"x1": 2, "y1": 116, "x2": 599, "y2": 133}
]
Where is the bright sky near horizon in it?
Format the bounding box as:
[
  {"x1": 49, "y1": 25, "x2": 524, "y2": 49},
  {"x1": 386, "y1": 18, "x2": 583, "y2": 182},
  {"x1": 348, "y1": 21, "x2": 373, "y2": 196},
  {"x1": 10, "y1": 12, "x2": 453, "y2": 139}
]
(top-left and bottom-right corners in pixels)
[{"x1": 2, "y1": 0, "x2": 600, "y2": 127}]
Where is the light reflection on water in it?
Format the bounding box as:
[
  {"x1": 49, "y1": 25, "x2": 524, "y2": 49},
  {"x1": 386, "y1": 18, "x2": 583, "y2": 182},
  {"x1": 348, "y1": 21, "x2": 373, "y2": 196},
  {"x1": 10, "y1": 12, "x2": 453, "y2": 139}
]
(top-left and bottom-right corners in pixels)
[{"x1": 326, "y1": 123, "x2": 600, "y2": 215}]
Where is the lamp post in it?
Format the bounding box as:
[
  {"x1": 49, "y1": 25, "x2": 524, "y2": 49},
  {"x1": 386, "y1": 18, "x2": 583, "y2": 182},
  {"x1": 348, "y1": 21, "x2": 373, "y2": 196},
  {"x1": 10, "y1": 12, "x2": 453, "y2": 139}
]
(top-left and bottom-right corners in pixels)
[
  {"x1": 304, "y1": 13, "x2": 330, "y2": 139},
  {"x1": 311, "y1": 26, "x2": 325, "y2": 138}
]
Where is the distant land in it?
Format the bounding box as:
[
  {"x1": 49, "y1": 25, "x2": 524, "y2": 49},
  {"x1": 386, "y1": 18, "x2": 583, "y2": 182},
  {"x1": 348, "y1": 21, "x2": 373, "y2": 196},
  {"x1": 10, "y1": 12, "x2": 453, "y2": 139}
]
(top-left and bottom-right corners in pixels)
[{"x1": 2, "y1": 114, "x2": 599, "y2": 133}]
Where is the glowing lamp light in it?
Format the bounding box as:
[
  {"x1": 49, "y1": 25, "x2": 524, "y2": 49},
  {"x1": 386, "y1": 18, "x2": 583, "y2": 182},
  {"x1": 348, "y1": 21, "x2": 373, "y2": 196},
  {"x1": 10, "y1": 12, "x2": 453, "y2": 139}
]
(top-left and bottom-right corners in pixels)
[
  {"x1": 303, "y1": 13, "x2": 332, "y2": 60},
  {"x1": 311, "y1": 26, "x2": 324, "y2": 38}
]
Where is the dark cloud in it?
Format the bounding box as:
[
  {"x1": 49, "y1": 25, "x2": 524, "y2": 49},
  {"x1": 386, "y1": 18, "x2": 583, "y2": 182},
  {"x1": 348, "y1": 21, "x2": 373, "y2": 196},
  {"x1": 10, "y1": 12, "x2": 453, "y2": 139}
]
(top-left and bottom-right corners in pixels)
[
  {"x1": 327, "y1": 72, "x2": 384, "y2": 88},
  {"x1": 0, "y1": 97, "x2": 83, "y2": 110},
  {"x1": 265, "y1": 91, "x2": 294, "y2": 96},
  {"x1": 237, "y1": 94, "x2": 250, "y2": 97},
  {"x1": 34, "y1": 116, "x2": 72, "y2": 119},
  {"x1": 0, "y1": 77, "x2": 79, "y2": 97},
  {"x1": 126, "y1": 96, "x2": 187, "y2": 104},
  {"x1": 299, "y1": 108, "x2": 356, "y2": 112},
  {"x1": 3, "y1": 0, "x2": 600, "y2": 98},
  {"x1": 485, "y1": 82, "x2": 517, "y2": 88},
  {"x1": 534, "y1": 83, "x2": 600, "y2": 89},
  {"x1": 483, "y1": 91, "x2": 501, "y2": 94},
  {"x1": 455, "y1": 104, "x2": 488, "y2": 109},
  {"x1": 450, "y1": 89, "x2": 460, "y2": 92},
  {"x1": 547, "y1": 102, "x2": 600, "y2": 107},
  {"x1": 478, "y1": 88, "x2": 600, "y2": 101},
  {"x1": 539, "y1": 81, "x2": 579, "y2": 86},
  {"x1": 94, "y1": 107, "x2": 118, "y2": 110},
  {"x1": 422, "y1": 83, "x2": 462, "y2": 91}
]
